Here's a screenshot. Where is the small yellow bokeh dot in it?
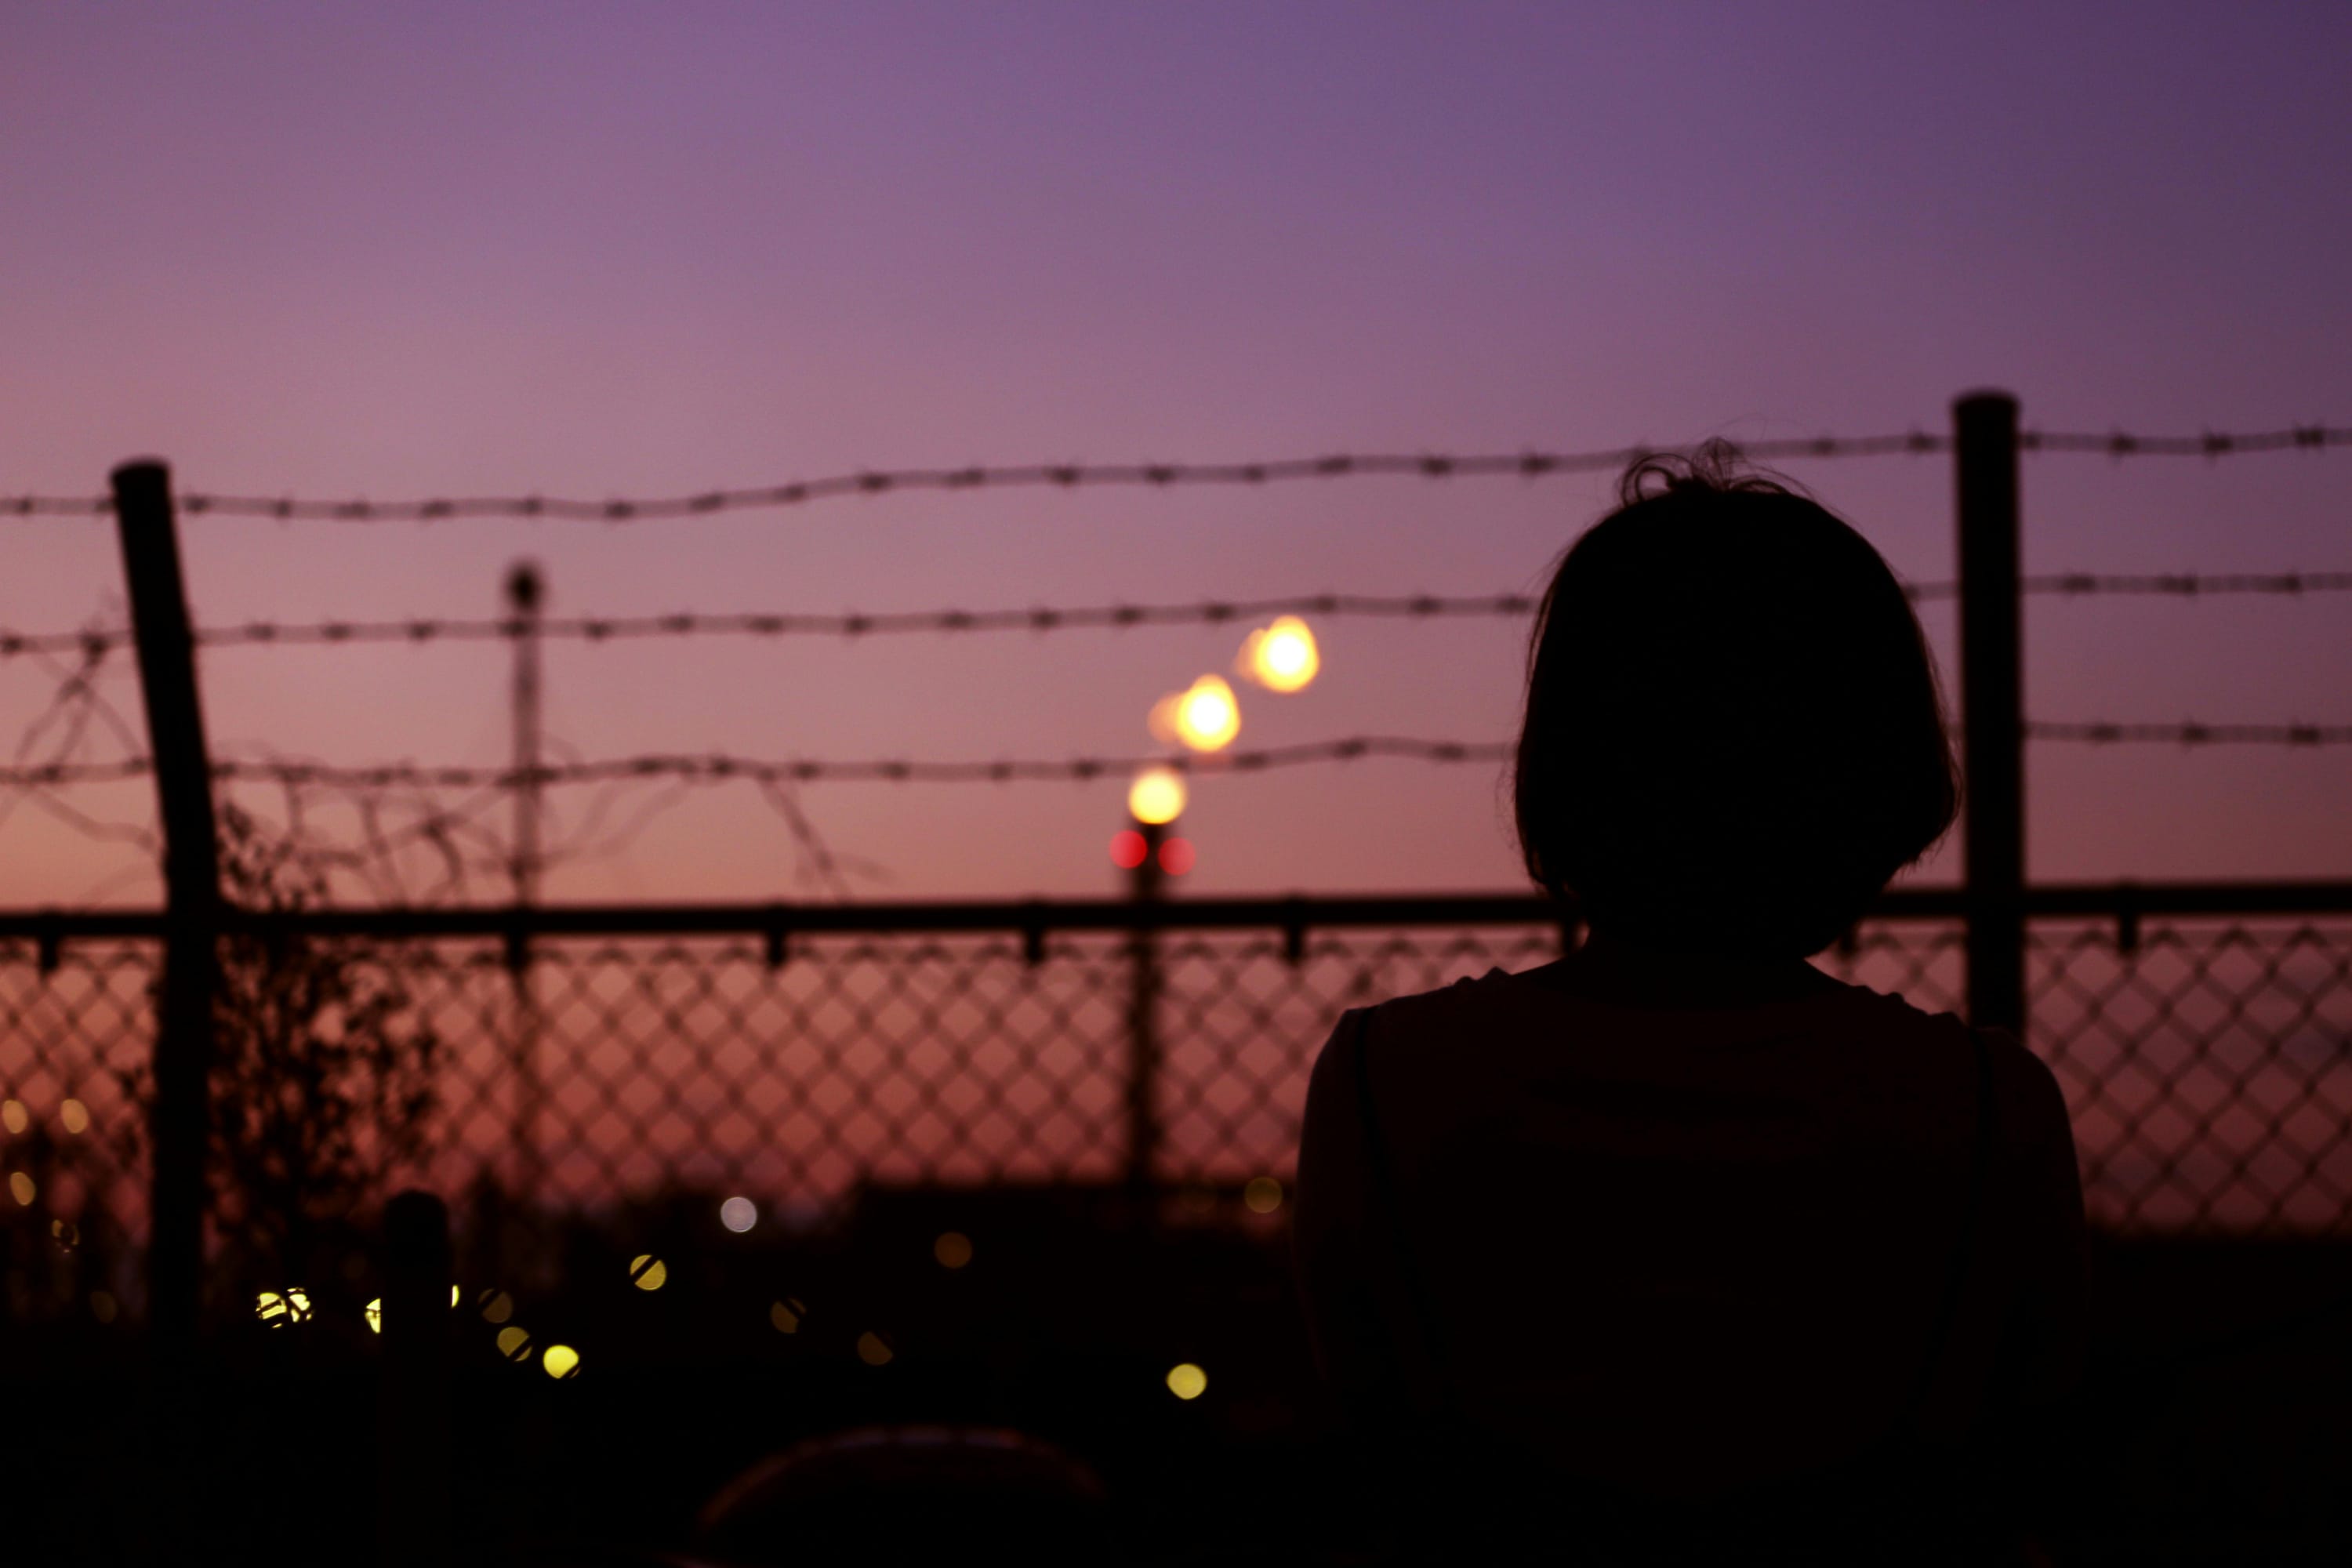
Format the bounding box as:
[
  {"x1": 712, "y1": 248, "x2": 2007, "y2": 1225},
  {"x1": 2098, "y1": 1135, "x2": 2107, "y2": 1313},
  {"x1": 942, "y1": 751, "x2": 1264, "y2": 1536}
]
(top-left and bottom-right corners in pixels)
[
  {"x1": 90, "y1": 1291, "x2": 118, "y2": 1325},
  {"x1": 50, "y1": 1218, "x2": 78, "y2": 1249},
  {"x1": 1166, "y1": 1363, "x2": 1208, "y2": 1401},
  {"x1": 477, "y1": 1288, "x2": 514, "y2": 1324},
  {"x1": 1, "y1": 1099, "x2": 26, "y2": 1135},
  {"x1": 451, "y1": 1284, "x2": 461, "y2": 1308},
  {"x1": 1243, "y1": 1176, "x2": 1285, "y2": 1214},
  {"x1": 59, "y1": 1099, "x2": 89, "y2": 1135},
  {"x1": 9, "y1": 1171, "x2": 34, "y2": 1207},
  {"x1": 496, "y1": 1326, "x2": 532, "y2": 1361},
  {"x1": 933, "y1": 1231, "x2": 973, "y2": 1269},
  {"x1": 857, "y1": 1331, "x2": 894, "y2": 1366},
  {"x1": 629, "y1": 1254, "x2": 666, "y2": 1291},
  {"x1": 542, "y1": 1344, "x2": 580, "y2": 1380},
  {"x1": 770, "y1": 1298, "x2": 805, "y2": 1334},
  {"x1": 365, "y1": 1298, "x2": 382, "y2": 1334},
  {"x1": 256, "y1": 1291, "x2": 287, "y2": 1326}
]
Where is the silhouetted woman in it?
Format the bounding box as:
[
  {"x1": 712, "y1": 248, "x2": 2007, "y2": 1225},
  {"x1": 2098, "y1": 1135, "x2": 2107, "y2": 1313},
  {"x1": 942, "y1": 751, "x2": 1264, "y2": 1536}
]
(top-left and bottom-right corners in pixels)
[{"x1": 1294, "y1": 447, "x2": 2086, "y2": 1566}]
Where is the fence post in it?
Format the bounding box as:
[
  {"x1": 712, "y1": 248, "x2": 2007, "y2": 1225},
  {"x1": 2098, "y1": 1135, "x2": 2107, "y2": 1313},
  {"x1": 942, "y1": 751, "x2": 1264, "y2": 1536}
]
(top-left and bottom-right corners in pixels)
[
  {"x1": 1954, "y1": 393, "x2": 2027, "y2": 1038},
  {"x1": 505, "y1": 561, "x2": 546, "y2": 1214},
  {"x1": 112, "y1": 459, "x2": 222, "y2": 1358},
  {"x1": 378, "y1": 1189, "x2": 453, "y2": 1568},
  {"x1": 1124, "y1": 816, "x2": 1167, "y2": 1196}
]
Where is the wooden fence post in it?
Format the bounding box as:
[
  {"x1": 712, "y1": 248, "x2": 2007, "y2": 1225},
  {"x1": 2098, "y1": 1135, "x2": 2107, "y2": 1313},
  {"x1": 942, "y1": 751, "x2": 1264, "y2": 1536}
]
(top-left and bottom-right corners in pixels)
[
  {"x1": 1954, "y1": 394, "x2": 2027, "y2": 1037},
  {"x1": 112, "y1": 459, "x2": 222, "y2": 1357}
]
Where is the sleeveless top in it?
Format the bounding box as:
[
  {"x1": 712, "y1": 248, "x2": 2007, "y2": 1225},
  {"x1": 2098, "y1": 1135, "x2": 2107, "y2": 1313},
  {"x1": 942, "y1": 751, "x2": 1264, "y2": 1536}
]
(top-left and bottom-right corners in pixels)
[{"x1": 1298, "y1": 968, "x2": 2089, "y2": 1568}]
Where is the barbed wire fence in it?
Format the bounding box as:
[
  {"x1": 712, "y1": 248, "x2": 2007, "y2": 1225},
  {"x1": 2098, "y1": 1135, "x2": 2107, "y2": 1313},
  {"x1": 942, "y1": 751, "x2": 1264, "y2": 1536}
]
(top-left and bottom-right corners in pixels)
[
  {"x1": 2, "y1": 408, "x2": 2350, "y2": 1342},
  {"x1": 6, "y1": 422, "x2": 2348, "y2": 521}
]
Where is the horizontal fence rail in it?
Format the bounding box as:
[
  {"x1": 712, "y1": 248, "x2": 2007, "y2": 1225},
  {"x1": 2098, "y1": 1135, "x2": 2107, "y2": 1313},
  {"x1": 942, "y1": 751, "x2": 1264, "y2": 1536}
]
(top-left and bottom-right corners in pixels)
[{"x1": 2, "y1": 881, "x2": 2349, "y2": 1334}]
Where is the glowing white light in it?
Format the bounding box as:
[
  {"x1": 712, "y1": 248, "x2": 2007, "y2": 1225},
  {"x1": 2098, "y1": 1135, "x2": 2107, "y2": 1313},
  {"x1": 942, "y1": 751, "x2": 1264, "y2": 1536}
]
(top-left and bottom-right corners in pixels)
[
  {"x1": 1240, "y1": 616, "x2": 1320, "y2": 693},
  {"x1": 1127, "y1": 767, "x2": 1187, "y2": 826},
  {"x1": 1172, "y1": 675, "x2": 1240, "y2": 752},
  {"x1": 720, "y1": 1196, "x2": 757, "y2": 1233}
]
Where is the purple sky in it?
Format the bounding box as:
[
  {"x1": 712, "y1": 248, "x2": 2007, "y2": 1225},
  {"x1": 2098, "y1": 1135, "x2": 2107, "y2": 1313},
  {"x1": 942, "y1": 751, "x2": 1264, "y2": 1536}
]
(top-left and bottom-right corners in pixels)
[{"x1": 2, "y1": 1, "x2": 2346, "y2": 908}]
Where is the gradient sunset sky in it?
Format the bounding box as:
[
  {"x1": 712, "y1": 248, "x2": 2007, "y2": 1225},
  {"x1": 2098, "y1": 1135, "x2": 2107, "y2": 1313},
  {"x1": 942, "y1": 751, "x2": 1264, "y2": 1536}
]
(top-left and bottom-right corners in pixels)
[{"x1": 2, "y1": 1, "x2": 2346, "y2": 909}]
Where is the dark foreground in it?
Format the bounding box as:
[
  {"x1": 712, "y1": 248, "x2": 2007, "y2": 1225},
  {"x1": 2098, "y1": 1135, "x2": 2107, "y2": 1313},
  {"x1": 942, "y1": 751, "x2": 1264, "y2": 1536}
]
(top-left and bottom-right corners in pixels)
[{"x1": 3, "y1": 1189, "x2": 2348, "y2": 1566}]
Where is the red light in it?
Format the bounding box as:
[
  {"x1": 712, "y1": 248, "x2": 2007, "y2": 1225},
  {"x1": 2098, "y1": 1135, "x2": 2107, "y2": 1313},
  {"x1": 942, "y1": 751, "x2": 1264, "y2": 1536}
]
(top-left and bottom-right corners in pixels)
[
  {"x1": 1109, "y1": 829, "x2": 1148, "y2": 869},
  {"x1": 1158, "y1": 837, "x2": 1195, "y2": 876}
]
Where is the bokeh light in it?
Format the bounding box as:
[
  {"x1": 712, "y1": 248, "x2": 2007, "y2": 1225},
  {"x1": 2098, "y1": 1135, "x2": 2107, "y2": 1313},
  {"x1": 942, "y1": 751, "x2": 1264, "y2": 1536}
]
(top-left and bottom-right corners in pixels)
[
  {"x1": 543, "y1": 1344, "x2": 581, "y2": 1380},
  {"x1": 9, "y1": 1172, "x2": 33, "y2": 1207},
  {"x1": 1158, "y1": 837, "x2": 1195, "y2": 876},
  {"x1": 496, "y1": 1325, "x2": 533, "y2": 1361},
  {"x1": 1240, "y1": 615, "x2": 1321, "y2": 692},
  {"x1": 477, "y1": 1288, "x2": 514, "y2": 1324},
  {"x1": 58, "y1": 1099, "x2": 89, "y2": 1135},
  {"x1": 630, "y1": 1254, "x2": 667, "y2": 1290},
  {"x1": 934, "y1": 1231, "x2": 973, "y2": 1269},
  {"x1": 1127, "y1": 765, "x2": 1187, "y2": 826},
  {"x1": 1166, "y1": 1363, "x2": 1208, "y2": 1400},
  {"x1": 857, "y1": 1331, "x2": 895, "y2": 1366},
  {"x1": 1, "y1": 1100, "x2": 26, "y2": 1134},
  {"x1": 1243, "y1": 1176, "x2": 1285, "y2": 1214},
  {"x1": 1109, "y1": 829, "x2": 1148, "y2": 869},
  {"x1": 50, "y1": 1218, "x2": 78, "y2": 1250},
  {"x1": 720, "y1": 1196, "x2": 758, "y2": 1232},
  {"x1": 771, "y1": 1298, "x2": 806, "y2": 1334},
  {"x1": 256, "y1": 1288, "x2": 311, "y2": 1327},
  {"x1": 90, "y1": 1292, "x2": 118, "y2": 1325},
  {"x1": 365, "y1": 1298, "x2": 382, "y2": 1334},
  {"x1": 1172, "y1": 675, "x2": 1241, "y2": 752}
]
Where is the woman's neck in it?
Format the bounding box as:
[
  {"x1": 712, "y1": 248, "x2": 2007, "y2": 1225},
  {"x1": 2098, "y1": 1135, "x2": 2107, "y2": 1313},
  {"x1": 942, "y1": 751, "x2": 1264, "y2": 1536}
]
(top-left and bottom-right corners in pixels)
[{"x1": 1525, "y1": 925, "x2": 1846, "y2": 1011}]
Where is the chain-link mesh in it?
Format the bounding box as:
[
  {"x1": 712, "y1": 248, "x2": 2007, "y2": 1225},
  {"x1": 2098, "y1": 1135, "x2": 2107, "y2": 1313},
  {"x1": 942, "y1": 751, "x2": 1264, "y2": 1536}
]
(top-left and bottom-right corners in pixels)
[{"x1": 4, "y1": 913, "x2": 2349, "y2": 1326}]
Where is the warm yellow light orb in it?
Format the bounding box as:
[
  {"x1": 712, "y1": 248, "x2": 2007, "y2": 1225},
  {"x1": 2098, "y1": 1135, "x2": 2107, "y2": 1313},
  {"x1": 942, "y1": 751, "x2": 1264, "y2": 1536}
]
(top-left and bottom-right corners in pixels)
[
  {"x1": 1166, "y1": 1363, "x2": 1208, "y2": 1400},
  {"x1": 543, "y1": 1344, "x2": 581, "y2": 1380},
  {"x1": 1127, "y1": 767, "x2": 1187, "y2": 826},
  {"x1": 1243, "y1": 617, "x2": 1319, "y2": 693},
  {"x1": 1243, "y1": 1176, "x2": 1285, "y2": 1214},
  {"x1": 934, "y1": 1231, "x2": 974, "y2": 1270},
  {"x1": 630, "y1": 1254, "x2": 666, "y2": 1291},
  {"x1": 496, "y1": 1326, "x2": 533, "y2": 1361},
  {"x1": 1173, "y1": 675, "x2": 1240, "y2": 752},
  {"x1": 365, "y1": 1298, "x2": 382, "y2": 1334}
]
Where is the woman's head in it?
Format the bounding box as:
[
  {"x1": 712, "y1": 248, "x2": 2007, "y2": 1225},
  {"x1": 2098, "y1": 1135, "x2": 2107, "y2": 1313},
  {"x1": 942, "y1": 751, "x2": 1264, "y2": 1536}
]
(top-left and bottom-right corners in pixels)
[{"x1": 1514, "y1": 442, "x2": 1959, "y2": 958}]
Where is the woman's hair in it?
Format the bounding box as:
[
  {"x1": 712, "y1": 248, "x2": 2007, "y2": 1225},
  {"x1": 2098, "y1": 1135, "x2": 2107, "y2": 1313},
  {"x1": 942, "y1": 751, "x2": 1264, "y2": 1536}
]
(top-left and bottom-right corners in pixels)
[{"x1": 1514, "y1": 441, "x2": 1960, "y2": 958}]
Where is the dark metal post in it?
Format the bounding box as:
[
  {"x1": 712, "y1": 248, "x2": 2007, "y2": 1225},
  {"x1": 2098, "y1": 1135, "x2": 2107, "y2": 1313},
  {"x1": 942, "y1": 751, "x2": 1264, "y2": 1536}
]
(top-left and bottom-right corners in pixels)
[
  {"x1": 112, "y1": 459, "x2": 221, "y2": 1358},
  {"x1": 1955, "y1": 392, "x2": 2027, "y2": 1037},
  {"x1": 506, "y1": 562, "x2": 545, "y2": 1204},
  {"x1": 1124, "y1": 817, "x2": 1167, "y2": 1194},
  {"x1": 378, "y1": 1190, "x2": 453, "y2": 1568}
]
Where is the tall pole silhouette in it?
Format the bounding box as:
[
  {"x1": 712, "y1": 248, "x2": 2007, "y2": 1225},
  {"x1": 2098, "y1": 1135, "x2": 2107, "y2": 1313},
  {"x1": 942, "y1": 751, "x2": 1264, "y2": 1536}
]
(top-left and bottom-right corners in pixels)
[
  {"x1": 506, "y1": 562, "x2": 546, "y2": 1203},
  {"x1": 1955, "y1": 392, "x2": 2026, "y2": 1038}
]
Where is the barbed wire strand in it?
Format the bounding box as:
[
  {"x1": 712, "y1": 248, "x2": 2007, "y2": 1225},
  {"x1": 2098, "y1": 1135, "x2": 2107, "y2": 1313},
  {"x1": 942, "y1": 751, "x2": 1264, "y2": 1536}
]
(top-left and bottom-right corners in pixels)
[
  {"x1": 5, "y1": 723, "x2": 2346, "y2": 794},
  {"x1": 8, "y1": 425, "x2": 2347, "y2": 522},
  {"x1": 5, "y1": 572, "x2": 2347, "y2": 658}
]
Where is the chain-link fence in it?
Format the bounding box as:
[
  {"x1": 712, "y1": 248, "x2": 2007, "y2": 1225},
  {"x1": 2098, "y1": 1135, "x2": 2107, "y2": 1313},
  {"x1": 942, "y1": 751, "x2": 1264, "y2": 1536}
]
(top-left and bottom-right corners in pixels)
[{"x1": 4, "y1": 904, "x2": 2349, "y2": 1327}]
